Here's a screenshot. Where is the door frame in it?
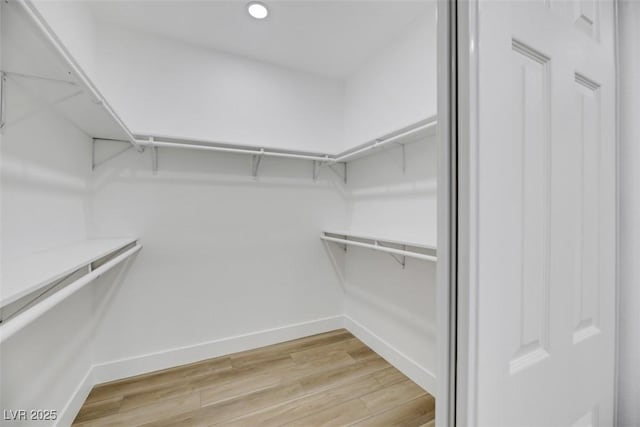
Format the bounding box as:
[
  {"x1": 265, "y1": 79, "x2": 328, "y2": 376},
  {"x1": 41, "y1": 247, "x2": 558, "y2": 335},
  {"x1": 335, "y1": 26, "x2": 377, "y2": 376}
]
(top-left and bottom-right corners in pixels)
[
  {"x1": 450, "y1": 0, "x2": 478, "y2": 425},
  {"x1": 436, "y1": 0, "x2": 460, "y2": 426}
]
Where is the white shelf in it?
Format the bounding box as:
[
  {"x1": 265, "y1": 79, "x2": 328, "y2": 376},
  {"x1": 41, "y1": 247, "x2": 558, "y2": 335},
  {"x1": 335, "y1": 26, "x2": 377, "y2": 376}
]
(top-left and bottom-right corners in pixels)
[
  {"x1": 1, "y1": 238, "x2": 137, "y2": 309},
  {"x1": 135, "y1": 116, "x2": 436, "y2": 162},
  {"x1": 1, "y1": 0, "x2": 138, "y2": 145},
  {"x1": 323, "y1": 230, "x2": 436, "y2": 251},
  {"x1": 135, "y1": 116, "x2": 437, "y2": 166},
  {"x1": 321, "y1": 230, "x2": 437, "y2": 262},
  {"x1": 334, "y1": 117, "x2": 437, "y2": 163}
]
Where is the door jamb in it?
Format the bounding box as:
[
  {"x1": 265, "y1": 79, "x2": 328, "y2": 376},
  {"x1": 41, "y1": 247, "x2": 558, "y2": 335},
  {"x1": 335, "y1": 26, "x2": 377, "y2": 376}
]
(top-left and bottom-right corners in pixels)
[
  {"x1": 448, "y1": 0, "x2": 479, "y2": 425},
  {"x1": 436, "y1": 0, "x2": 461, "y2": 425}
]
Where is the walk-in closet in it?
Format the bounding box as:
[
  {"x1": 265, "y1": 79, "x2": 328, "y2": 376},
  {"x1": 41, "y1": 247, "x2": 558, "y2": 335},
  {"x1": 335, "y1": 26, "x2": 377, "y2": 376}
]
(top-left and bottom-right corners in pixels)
[
  {"x1": 3, "y1": 0, "x2": 634, "y2": 425},
  {"x1": 0, "y1": 1, "x2": 442, "y2": 425}
]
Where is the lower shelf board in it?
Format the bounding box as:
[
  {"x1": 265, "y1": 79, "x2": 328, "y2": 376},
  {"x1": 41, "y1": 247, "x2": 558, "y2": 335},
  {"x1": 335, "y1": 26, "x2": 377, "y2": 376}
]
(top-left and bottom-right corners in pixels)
[{"x1": 73, "y1": 329, "x2": 435, "y2": 426}]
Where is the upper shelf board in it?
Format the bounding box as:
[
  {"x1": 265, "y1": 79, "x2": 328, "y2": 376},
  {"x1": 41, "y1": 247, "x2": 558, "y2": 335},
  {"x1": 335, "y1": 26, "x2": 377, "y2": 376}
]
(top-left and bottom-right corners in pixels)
[
  {"x1": 1, "y1": 0, "x2": 136, "y2": 143},
  {"x1": 1, "y1": 238, "x2": 138, "y2": 309},
  {"x1": 133, "y1": 116, "x2": 437, "y2": 166},
  {"x1": 334, "y1": 117, "x2": 437, "y2": 163}
]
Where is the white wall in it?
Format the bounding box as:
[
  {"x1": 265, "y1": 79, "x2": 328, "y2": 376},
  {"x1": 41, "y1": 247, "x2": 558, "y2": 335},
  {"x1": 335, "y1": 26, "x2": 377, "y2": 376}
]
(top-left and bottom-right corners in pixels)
[
  {"x1": 618, "y1": 2, "x2": 640, "y2": 425},
  {"x1": 346, "y1": 136, "x2": 438, "y2": 244},
  {"x1": 1, "y1": 0, "x2": 93, "y2": 258},
  {"x1": 343, "y1": 8, "x2": 437, "y2": 146},
  {"x1": 0, "y1": 7, "x2": 95, "y2": 421},
  {"x1": 342, "y1": 135, "x2": 438, "y2": 392},
  {"x1": 92, "y1": 23, "x2": 345, "y2": 154},
  {"x1": 0, "y1": 102, "x2": 90, "y2": 259},
  {"x1": 87, "y1": 145, "x2": 347, "y2": 366}
]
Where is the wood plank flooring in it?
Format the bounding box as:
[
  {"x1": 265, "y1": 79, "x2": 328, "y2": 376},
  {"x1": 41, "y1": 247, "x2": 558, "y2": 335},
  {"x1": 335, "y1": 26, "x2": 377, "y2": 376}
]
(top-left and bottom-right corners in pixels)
[{"x1": 73, "y1": 329, "x2": 435, "y2": 426}]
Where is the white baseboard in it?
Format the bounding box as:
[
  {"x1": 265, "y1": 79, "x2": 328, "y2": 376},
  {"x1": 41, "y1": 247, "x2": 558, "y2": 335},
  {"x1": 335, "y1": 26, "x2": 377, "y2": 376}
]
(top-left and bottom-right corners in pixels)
[
  {"x1": 55, "y1": 368, "x2": 94, "y2": 427},
  {"x1": 91, "y1": 315, "x2": 344, "y2": 385},
  {"x1": 57, "y1": 314, "x2": 436, "y2": 425},
  {"x1": 343, "y1": 315, "x2": 437, "y2": 396},
  {"x1": 56, "y1": 315, "x2": 345, "y2": 425}
]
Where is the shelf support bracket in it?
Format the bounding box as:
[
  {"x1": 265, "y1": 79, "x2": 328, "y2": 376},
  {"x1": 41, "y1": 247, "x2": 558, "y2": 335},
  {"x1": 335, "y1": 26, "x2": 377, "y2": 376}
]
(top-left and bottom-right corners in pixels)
[
  {"x1": 328, "y1": 162, "x2": 347, "y2": 184},
  {"x1": 374, "y1": 240, "x2": 406, "y2": 269},
  {"x1": 0, "y1": 71, "x2": 6, "y2": 131},
  {"x1": 388, "y1": 253, "x2": 406, "y2": 268},
  {"x1": 91, "y1": 138, "x2": 134, "y2": 170},
  {"x1": 313, "y1": 160, "x2": 320, "y2": 181},
  {"x1": 401, "y1": 144, "x2": 406, "y2": 173},
  {"x1": 313, "y1": 155, "x2": 330, "y2": 181},
  {"x1": 321, "y1": 240, "x2": 346, "y2": 290},
  {"x1": 252, "y1": 149, "x2": 264, "y2": 178},
  {"x1": 150, "y1": 137, "x2": 158, "y2": 175}
]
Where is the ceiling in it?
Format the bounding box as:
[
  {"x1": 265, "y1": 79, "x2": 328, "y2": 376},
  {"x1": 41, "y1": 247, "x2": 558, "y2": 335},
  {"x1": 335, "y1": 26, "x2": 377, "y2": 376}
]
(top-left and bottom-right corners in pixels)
[{"x1": 87, "y1": 0, "x2": 434, "y2": 79}]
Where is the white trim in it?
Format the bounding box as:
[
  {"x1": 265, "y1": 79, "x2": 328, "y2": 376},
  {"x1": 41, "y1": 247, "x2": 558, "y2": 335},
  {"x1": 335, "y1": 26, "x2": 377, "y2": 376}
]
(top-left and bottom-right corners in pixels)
[
  {"x1": 91, "y1": 315, "x2": 344, "y2": 385},
  {"x1": 54, "y1": 368, "x2": 94, "y2": 427},
  {"x1": 344, "y1": 315, "x2": 437, "y2": 396},
  {"x1": 456, "y1": 0, "x2": 480, "y2": 425},
  {"x1": 436, "y1": 0, "x2": 458, "y2": 426},
  {"x1": 613, "y1": 0, "x2": 621, "y2": 425}
]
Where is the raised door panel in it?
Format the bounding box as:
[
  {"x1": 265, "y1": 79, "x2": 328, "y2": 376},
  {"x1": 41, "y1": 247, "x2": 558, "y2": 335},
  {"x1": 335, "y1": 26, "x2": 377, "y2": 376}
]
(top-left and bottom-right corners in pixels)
[
  {"x1": 573, "y1": 72, "x2": 602, "y2": 345},
  {"x1": 509, "y1": 39, "x2": 552, "y2": 374}
]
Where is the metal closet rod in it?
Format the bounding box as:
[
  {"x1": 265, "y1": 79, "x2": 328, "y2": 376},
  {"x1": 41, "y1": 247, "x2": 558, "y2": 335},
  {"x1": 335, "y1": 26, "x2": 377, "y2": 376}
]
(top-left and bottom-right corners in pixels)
[
  {"x1": 0, "y1": 244, "x2": 142, "y2": 344},
  {"x1": 135, "y1": 117, "x2": 437, "y2": 163},
  {"x1": 136, "y1": 139, "x2": 332, "y2": 162},
  {"x1": 321, "y1": 235, "x2": 438, "y2": 262},
  {"x1": 334, "y1": 118, "x2": 437, "y2": 162}
]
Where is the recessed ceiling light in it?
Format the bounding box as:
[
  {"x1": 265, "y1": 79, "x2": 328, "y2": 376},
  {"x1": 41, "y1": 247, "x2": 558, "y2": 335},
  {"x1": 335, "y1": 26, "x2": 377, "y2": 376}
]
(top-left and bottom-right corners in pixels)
[{"x1": 247, "y1": 2, "x2": 269, "y2": 19}]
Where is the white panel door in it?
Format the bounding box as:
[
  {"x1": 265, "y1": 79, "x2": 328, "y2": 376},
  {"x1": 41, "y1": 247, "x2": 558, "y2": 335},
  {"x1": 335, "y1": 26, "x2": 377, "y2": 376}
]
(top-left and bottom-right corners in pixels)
[{"x1": 471, "y1": 1, "x2": 616, "y2": 425}]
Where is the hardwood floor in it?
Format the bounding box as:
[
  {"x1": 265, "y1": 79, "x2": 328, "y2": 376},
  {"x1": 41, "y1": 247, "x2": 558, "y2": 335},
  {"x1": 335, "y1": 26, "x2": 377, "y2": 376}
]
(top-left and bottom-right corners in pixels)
[{"x1": 73, "y1": 329, "x2": 435, "y2": 426}]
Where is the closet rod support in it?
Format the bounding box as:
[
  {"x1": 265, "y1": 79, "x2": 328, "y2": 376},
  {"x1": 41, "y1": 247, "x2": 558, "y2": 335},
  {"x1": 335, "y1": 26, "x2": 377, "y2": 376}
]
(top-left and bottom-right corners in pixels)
[
  {"x1": 327, "y1": 162, "x2": 347, "y2": 184},
  {"x1": 92, "y1": 139, "x2": 134, "y2": 170},
  {"x1": 389, "y1": 253, "x2": 406, "y2": 268},
  {"x1": 252, "y1": 149, "x2": 264, "y2": 178},
  {"x1": 151, "y1": 137, "x2": 158, "y2": 175},
  {"x1": 375, "y1": 240, "x2": 406, "y2": 268},
  {"x1": 313, "y1": 155, "x2": 330, "y2": 181}
]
